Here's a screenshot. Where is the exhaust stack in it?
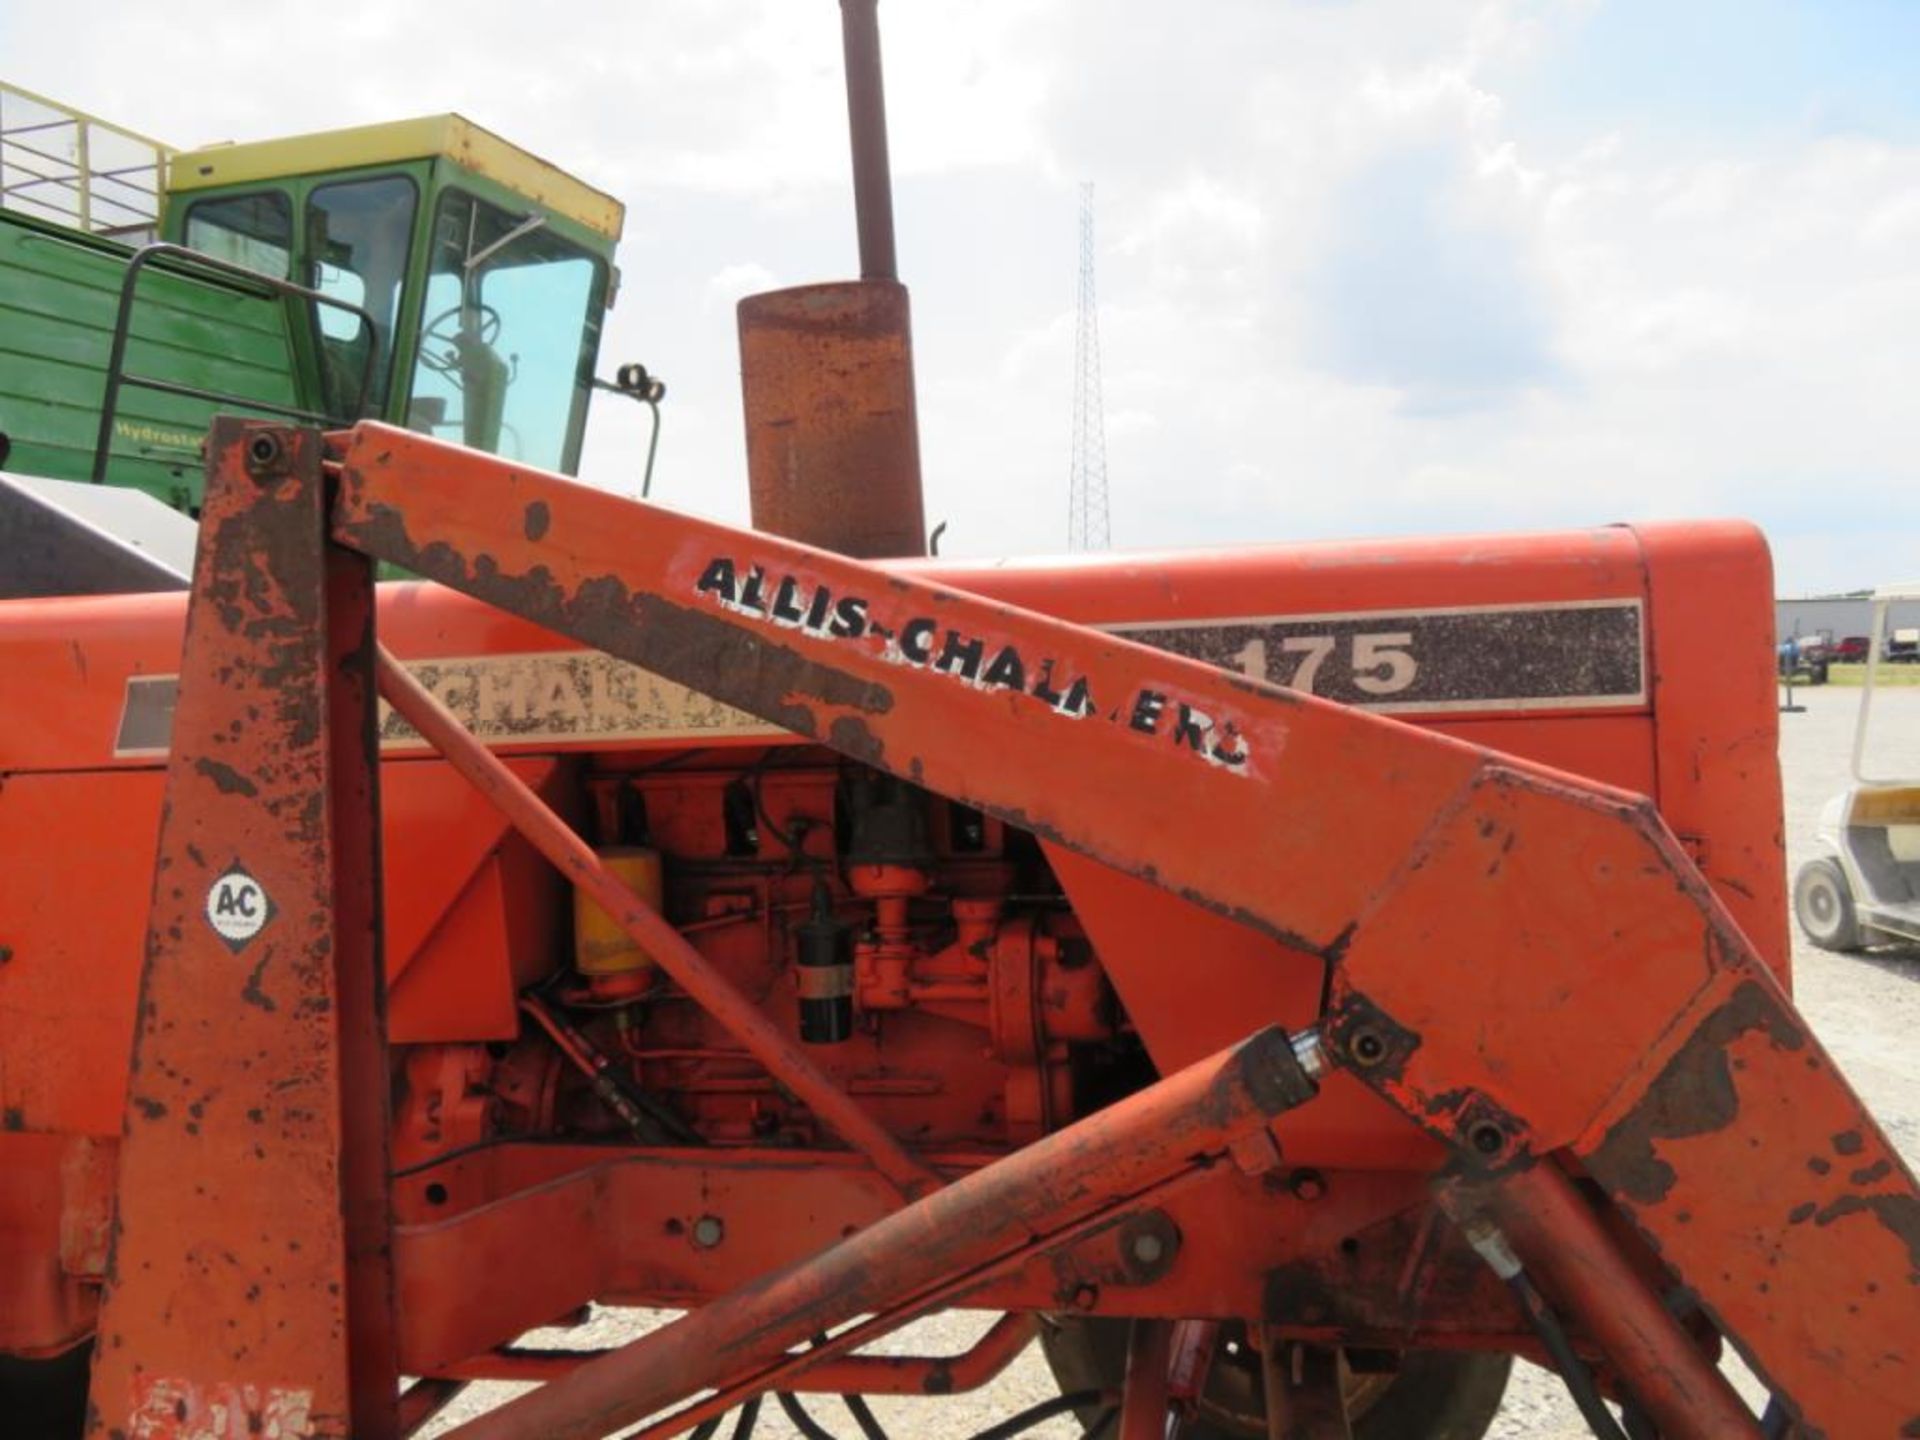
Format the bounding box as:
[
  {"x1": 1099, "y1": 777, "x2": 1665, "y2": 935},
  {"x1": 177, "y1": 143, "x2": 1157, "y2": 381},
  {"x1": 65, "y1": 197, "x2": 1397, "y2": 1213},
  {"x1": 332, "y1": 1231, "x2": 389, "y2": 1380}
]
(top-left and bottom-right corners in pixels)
[{"x1": 736, "y1": 0, "x2": 927, "y2": 560}]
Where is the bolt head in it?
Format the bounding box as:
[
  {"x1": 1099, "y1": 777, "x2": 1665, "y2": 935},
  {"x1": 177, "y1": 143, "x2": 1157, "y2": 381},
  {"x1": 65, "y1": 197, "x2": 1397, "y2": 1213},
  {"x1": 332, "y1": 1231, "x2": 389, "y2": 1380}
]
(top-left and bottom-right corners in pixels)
[
  {"x1": 1348, "y1": 1027, "x2": 1388, "y2": 1067},
  {"x1": 692, "y1": 1214, "x2": 725, "y2": 1248},
  {"x1": 1469, "y1": 1123, "x2": 1506, "y2": 1156},
  {"x1": 1130, "y1": 1232, "x2": 1165, "y2": 1265},
  {"x1": 1288, "y1": 1169, "x2": 1327, "y2": 1202},
  {"x1": 243, "y1": 431, "x2": 284, "y2": 477}
]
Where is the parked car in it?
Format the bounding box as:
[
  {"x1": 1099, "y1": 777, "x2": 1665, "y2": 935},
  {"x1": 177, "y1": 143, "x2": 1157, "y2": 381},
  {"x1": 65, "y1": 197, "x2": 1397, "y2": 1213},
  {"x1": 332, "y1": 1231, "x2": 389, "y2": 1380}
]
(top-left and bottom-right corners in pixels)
[{"x1": 1832, "y1": 635, "x2": 1872, "y2": 663}]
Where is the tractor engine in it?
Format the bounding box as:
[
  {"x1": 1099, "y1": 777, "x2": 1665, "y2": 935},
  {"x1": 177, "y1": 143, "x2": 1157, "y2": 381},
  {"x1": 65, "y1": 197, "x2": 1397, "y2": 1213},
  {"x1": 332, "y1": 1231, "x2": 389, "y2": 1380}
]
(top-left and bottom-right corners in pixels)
[{"x1": 390, "y1": 753, "x2": 1123, "y2": 1181}]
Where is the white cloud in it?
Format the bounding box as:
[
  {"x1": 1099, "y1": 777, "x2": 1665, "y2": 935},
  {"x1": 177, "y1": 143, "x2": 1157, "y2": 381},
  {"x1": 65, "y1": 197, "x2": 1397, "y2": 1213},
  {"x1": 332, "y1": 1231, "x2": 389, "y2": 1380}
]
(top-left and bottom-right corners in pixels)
[
  {"x1": 705, "y1": 262, "x2": 778, "y2": 307},
  {"x1": 3, "y1": 0, "x2": 1915, "y2": 589}
]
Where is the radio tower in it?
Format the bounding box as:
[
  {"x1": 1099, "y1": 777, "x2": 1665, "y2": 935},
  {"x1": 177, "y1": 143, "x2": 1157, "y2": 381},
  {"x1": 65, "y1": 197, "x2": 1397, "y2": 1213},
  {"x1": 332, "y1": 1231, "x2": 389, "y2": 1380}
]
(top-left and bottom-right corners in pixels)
[{"x1": 1067, "y1": 182, "x2": 1111, "y2": 551}]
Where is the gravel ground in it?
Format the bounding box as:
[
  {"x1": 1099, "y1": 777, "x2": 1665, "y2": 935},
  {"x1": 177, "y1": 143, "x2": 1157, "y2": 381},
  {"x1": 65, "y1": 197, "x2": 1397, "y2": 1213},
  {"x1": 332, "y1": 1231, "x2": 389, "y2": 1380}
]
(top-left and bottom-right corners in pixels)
[{"x1": 427, "y1": 685, "x2": 1920, "y2": 1439}]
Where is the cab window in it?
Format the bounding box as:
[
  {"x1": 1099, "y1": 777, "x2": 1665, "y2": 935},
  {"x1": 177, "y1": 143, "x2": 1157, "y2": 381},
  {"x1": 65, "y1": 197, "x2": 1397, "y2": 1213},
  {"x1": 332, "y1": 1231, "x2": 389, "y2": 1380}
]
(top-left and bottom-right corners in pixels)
[
  {"x1": 306, "y1": 175, "x2": 418, "y2": 415},
  {"x1": 183, "y1": 191, "x2": 293, "y2": 279},
  {"x1": 408, "y1": 189, "x2": 602, "y2": 471}
]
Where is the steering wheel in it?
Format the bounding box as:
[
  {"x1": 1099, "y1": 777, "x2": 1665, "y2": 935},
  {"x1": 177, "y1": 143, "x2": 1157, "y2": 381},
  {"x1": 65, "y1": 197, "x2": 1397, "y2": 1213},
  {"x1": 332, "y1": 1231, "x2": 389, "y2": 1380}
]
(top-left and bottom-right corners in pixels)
[{"x1": 418, "y1": 302, "x2": 503, "y2": 378}]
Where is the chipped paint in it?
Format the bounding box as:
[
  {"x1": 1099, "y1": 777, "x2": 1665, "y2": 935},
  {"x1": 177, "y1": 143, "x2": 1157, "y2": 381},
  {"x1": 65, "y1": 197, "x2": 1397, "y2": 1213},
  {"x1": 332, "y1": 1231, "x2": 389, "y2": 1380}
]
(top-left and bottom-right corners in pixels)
[
  {"x1": 128, "y1": 1377, "x2": 315, "y2": 1440},
  {"x1": 1589, "y1": 979, "x2": 1805, "y2": 1206}
]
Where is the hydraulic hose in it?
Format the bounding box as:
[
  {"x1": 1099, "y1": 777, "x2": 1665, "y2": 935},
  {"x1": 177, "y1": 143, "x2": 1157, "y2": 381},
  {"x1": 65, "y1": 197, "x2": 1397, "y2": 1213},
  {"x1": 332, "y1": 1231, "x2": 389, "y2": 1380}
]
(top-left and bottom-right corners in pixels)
[
  {"x1": 775, "y1": 1393, "x2": 841, "y2": 1440},
  {"x1": 749, "y1": 1387, "x2": 1110, "y2": 1440},
  {"x1": 1453, "y1": 1213, "x2": 1628, "y2": 1440},
  {"x1": 841, "y1": 1394, "x2": 891, "y2": 1440},
  {"x1": 1507, "y1": 1269, "x2": 1630, "y2": 1440},
  {"x1": 967, "y1": 1389, "x2": 1108, "y2": 1440}
]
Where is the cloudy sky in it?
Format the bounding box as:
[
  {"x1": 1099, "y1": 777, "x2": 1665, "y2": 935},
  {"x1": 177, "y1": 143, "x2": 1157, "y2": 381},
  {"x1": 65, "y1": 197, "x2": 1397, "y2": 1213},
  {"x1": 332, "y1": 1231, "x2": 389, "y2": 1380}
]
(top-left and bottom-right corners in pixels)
[{"x1": 9, "y1": 0, "x2": 1918, "y2": 593}]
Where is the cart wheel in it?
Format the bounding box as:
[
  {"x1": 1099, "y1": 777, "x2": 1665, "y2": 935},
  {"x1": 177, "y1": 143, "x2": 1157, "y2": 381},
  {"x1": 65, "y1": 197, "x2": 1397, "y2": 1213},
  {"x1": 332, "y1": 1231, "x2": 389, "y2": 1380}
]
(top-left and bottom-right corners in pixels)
[
  {"x1": 1794, "y1": 857, "x2": 1862, "y2": 951},
  {"x1": 1039, "y1": 1318, "x2": 1509, "y2": 1440}
]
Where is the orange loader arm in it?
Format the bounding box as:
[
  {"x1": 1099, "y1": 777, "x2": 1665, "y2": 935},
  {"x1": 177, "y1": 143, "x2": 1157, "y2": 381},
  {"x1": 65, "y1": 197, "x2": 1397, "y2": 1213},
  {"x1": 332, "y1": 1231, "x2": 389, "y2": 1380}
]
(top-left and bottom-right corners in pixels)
[{"x1": 88, "y1": 421, "x2": 1916, "y2": 1439}]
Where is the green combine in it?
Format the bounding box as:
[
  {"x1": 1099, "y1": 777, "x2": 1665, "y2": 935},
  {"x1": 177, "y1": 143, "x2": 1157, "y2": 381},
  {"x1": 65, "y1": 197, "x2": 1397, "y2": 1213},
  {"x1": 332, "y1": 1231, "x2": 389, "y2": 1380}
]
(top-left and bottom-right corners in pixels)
[{"x1": 0, "y1": 82, "x2": 638, "y2": 518}]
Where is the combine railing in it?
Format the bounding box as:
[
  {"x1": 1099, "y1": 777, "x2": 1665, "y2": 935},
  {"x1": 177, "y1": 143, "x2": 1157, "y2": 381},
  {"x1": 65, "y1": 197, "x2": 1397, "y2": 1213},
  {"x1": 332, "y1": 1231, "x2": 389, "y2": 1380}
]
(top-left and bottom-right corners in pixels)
[
  {"x1": 91, "y1": 243, "x2": 380, "y2": 483},
  {"x1": 0, "y1": 81, "x2": 172, "y2": 239}
]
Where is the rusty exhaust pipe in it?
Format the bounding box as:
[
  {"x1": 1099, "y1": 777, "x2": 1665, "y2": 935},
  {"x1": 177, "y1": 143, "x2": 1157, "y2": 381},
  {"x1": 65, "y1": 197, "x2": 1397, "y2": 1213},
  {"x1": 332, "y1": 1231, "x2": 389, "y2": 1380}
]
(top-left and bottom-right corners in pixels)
[{"x1": 737, "y1": 0, "x2": 927, "y2": 559}]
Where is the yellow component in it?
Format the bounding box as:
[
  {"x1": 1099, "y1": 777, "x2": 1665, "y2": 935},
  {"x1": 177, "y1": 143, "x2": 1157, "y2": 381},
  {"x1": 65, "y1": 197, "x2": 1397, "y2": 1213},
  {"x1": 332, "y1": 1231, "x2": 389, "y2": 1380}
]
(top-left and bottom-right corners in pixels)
[
  {"x1": 1849, "y1": 786, "x2": 1920, "y2": 826},
  {"x1": 575, "y1": 847, "x2": 663, "y2": 975},
  {"x1": 167, "y1": 114, "x2": 624, "y2": 241}
]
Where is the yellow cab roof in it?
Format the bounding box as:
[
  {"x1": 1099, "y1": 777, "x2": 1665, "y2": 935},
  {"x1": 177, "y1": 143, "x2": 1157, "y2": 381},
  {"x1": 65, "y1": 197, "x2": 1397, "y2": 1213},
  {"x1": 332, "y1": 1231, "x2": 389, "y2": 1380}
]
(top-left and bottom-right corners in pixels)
[{"x1": 167, "y1": 114, "x2": 623, "y2": 242}]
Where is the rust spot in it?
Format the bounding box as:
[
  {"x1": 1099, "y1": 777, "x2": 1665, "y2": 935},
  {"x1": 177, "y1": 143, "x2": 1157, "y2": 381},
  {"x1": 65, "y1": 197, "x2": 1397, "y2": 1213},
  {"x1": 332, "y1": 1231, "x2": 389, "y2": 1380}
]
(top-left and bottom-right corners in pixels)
[
  {"x1": 2, "y1": 1105, "x2": 23, "y2": 1130},
  {"x1": 1811, "y1": 1192, "x2": 1920, "y2": 1271},
  {"x1": 194, "y1": 756, "x2": 259, "y2": 797},
  {"x1": 344, "y1": 502, "x2": 893, "y2": 741},
  {"x1": 1588, "y1": 979, "x2": 1805, "y2": 1205},
  {"x1": 1833, "y1": 1130, "x2": 1865, "y2": 1156},
  {"x1": 240, "y1": 950, "x2": 277, "y2": 1012},
  {"x1": 523, "y1": 500, "x2": 551, "y2": 541},
  {"x1": 827, "y1": 713, "x2": 886, "y2": 767}
]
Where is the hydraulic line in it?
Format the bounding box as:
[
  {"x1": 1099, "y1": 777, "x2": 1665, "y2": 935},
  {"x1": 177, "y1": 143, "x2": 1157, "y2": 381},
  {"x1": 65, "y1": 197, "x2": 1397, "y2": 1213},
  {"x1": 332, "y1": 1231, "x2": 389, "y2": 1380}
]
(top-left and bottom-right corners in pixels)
[
  {"x1": 518, "y1": 991, "x2": 698, "y2": 1145},
  {"x1": 1508, "y1": 1269, "x2": 1629, "y2": 1440},
  {"x1": 771, "y1": 1386, "x2": 1109, "y2": 1440},
  {"x1": 1440, "y1": 1167, "x2": 1761, "y2": 1439},
  {"x1": 1451, "y1": 1211, "x2": 1626, "y2": 1440},
  {"x1": 761, "y1": 1388, "x2": 1114, "y2": 1440},
  {"x1": 968, "y1": 1391, "x2": 1110, "y2": 1440},
  {"x1": 783, "y1": 1334, "x2": 892, "y2": 1440},
  {"x1": 840, "y1": 1394, "x2": 890, "y2": 1440},
  {"x1": 775, "y1": 1393, "x2": 842, "y2": 1440}
]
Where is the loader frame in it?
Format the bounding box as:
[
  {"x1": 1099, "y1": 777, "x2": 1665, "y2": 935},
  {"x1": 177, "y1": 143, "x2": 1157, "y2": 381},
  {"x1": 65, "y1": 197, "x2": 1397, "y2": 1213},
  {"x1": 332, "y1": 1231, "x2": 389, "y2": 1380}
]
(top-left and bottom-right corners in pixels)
[{"x1": 85, "y1": 420, "x2": 1920, "y2": 1440}]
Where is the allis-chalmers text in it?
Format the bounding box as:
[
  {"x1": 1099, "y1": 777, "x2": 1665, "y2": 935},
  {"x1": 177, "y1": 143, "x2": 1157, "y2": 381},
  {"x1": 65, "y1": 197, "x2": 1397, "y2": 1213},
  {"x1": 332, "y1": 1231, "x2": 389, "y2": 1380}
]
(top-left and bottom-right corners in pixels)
[{"x1": 694, "y1": 557, "x2": 1253, "y2": 774}]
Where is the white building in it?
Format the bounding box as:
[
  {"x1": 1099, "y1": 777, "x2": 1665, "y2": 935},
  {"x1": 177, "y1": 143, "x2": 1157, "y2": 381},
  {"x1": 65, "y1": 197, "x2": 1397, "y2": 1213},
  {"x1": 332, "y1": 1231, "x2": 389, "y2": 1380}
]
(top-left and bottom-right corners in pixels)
[{"x1": 1776, "y1": 592, "x2": 1920, "y2": 645}]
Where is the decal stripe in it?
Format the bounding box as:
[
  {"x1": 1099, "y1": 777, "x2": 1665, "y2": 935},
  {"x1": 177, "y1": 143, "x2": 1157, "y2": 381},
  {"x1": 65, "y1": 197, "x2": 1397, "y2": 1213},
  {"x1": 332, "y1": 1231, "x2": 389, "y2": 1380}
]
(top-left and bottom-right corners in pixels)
[
  {"x1": 1109, "y1": 599, "x2": 1645, "y2": 715},
  {"x1": 113, "y1": 599, "x2": 1646, "y2": 758}
]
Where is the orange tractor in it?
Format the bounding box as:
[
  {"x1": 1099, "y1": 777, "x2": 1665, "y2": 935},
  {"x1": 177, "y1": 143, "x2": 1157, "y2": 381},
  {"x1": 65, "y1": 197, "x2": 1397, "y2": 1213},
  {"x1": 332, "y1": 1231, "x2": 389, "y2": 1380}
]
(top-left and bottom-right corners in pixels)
[{"x1": 1, "y1": 9, "x2": 1916, "y2": 1440}]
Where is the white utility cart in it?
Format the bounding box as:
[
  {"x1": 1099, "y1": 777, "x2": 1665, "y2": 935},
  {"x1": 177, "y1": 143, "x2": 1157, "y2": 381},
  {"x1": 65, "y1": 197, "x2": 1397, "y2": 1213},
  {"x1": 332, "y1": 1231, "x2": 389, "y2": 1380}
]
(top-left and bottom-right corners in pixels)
[{"x1": 1793, "y1": 580, "x2": 1920, "y2": 950}]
